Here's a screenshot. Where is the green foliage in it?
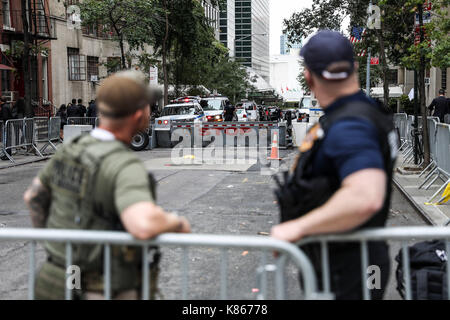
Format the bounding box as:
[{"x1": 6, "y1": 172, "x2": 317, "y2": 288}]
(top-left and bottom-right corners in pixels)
[
  {"x1": 4, "y1": 41, "x2": 49, "y2": 60},
  {"x1": 397, "y1": 94, "x2": 415, "y2": 113},
  {"x1": 79, "y1": 0, "x2": 162, "y2": 68},
  {"x1": 79, "y1": 0, "x2": 253, "y2": 103}
]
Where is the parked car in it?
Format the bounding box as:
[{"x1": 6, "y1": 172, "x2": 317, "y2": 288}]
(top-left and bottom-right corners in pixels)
[
  {"x1": 236, "y1": 108, "x2": 249, "y2": 122},
  {"x1": 236, "y1": 101, "x2": 259, "y2": 121},
  {"x1": 154, "y1": 102, "x2": 205, "y2": 131}
]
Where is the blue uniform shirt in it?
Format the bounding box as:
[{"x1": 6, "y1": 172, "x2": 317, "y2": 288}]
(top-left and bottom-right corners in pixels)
[{"x1": 311, "y1": 91, "x2": 385, "y2": 182}]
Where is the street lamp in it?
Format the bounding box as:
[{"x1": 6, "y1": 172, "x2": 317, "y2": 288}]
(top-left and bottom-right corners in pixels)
[{"x1": 233, "y1": 33, "x2": 268, "y2": 58}]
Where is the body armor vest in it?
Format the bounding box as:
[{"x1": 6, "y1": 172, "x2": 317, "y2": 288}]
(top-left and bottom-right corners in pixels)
[{"x1": 45, "y1": 135, "x2": 141, "y2": 270}]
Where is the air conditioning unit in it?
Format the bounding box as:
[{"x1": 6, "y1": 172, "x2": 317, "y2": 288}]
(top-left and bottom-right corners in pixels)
[
  {"x1": 425, "y1": 77, "x2": 431, "y2": 85},
  {"x1": 90, "y1": 75, "x2": 99, "y2": 82}
]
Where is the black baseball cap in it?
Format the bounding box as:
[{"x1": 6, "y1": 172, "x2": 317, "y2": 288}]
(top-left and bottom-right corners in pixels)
[{"x1": 300, "y1": 30, "x2": 355, "y2": 81}]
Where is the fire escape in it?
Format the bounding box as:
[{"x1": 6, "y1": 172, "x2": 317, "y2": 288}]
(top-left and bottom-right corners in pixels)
[{"x1": 1, "y1": 0, "x2": 57, "y2": 111}]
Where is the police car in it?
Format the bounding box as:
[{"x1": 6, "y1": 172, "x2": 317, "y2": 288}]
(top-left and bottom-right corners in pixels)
[
  {"x1": 200, "y1": 97, "x2": 231, "y2": 122},
  {"x1": 154, "y1": 102, "x2": 206, "y2": 131}
]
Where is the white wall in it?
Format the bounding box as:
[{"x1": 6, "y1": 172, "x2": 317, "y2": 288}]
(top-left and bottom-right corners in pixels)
[{"x1": 269, "y1": 49, "x2": 304, "y2": 102}]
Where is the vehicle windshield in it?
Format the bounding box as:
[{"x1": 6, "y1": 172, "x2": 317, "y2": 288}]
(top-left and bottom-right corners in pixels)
[
  {"x1": 236, "y1": 109, "x2": 245, "y2": 114},
  {"x1": 244, "y1": 103, "x2": 255, "y2": 110},
  {"x1": 161, "y1": 105, "x2": 195, "y2": 116},
  {"x1": 201, "y1": 100, "x2": 223, "y2": 111}
]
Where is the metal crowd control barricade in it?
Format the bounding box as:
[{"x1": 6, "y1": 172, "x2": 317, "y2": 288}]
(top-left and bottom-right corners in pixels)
[
  {"x1": 33, "y1": 117, "x2": 50, "y2": 153},
  {"x1": 0, "y1": 120, "x2": 3, "y2": 157},
  {"x1": 401, "y1": 116, "x2": 414, "y2": 163},
  {"x1": 67, "y1": 117, "x2": 98, "y2": 127},
  {"x1": 0, "y1": 229, "x2": 321, "y2": 301},
  {"x1": 298, "y1": 226, "x2": 450, "y2": 300},
  {"x1": 40, "y1": 117, "x2": 62, "y2": 153},
  {"x1": 393, "y1": 113, "x2": 408, "y2": 150},
  {"x1": 418, "y1": 118, "x2": 439, "y2": 185},
  {"x1": 427, "y1": 123, "x2": 450, "y2": 203},
  {"x1": 3, "y1": 119, "x2": 43, "y2": 163}
]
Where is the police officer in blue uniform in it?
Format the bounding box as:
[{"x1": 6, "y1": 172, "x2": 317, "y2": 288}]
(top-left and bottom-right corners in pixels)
[{"x1": 271, "y1": 31, "x2": 398, "y2": 300}]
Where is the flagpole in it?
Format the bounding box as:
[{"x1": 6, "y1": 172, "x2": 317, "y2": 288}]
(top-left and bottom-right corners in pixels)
[
  {"x1": 365, "y1": 0, "x2": 373, "y2": 97},
  {"x1": 366, "y1": 47, "x2": 371, "y2": 96}
]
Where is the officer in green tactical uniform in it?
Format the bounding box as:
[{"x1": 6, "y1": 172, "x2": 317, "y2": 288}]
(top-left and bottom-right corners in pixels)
[{"x1": 23, "y1": 70, "x2": 191, "y2": 300}]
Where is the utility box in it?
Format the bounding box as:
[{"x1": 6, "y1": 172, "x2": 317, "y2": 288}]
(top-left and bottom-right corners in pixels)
[
  {"x1": 292, "y1": 122, "x2": 314, "y2": 147},
  {"x1": 63, "y1": 125, "x2": 92, "y2": 144}
]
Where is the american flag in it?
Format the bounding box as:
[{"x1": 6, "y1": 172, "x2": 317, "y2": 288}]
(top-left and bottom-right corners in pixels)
[
  {"x1": 350, "y1": 27, "x2": 367, "y2": 57},
  {"x1": 350, "y1": 27, "x2": 366, "y2": 43}
]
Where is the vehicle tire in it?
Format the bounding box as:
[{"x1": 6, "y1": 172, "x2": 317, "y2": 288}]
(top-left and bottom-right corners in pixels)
[{"x1": 130, "y1": 131, "x2": 149, "y2": 151}]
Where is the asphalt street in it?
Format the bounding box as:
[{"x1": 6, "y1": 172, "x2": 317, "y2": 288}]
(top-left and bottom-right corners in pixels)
[{"x1": 0, "y1": 148, "x2": 427, "y2": 300}]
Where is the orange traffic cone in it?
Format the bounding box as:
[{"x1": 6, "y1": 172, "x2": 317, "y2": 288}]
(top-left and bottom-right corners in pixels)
[{"x1": 268, "y1": 131, "x2": 282, "y2": 160}]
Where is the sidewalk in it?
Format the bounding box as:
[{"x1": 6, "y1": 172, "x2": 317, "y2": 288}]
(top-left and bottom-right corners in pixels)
[{"x1": 394, "y1": 157, "x2": 450, "y2": 226}]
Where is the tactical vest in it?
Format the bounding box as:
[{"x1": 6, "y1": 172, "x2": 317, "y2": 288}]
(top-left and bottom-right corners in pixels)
[
  {"x1": 275, "y1": 99, "x2": 398, "y2": 232},
  {"x1": 44, "y1": 134, "x2": 151, "y2": 292}
]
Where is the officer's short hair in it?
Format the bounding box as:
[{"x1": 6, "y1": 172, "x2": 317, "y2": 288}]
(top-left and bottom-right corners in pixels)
[
  {"x1": 78, "y1": 99, "x2": 82, "y2": 104},
  {"x1": 96, "y1": 70, "x2": 152, "y2": 119},
  {"x1": 439, "y1": 89, "x2": 445, "y2": 95}
]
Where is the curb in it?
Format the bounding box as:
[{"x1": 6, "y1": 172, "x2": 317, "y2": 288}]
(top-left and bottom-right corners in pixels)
[
  {"x1": 0, "y1": 156, "x2": 51, "y2": 170},
  {"x1": 392, "y1": 176, "x2": 434, "y2": 226}
]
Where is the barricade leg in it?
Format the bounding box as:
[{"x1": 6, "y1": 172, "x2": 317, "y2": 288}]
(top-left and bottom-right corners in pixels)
[
  {"x1": 424, "y1": 171, "x2": 444, "y2": 190},
  {"x1": 427, "y1": 179, "x2": 450, "y2": 204},
  {"x1": 419, "y1": 160, "x2": 435, "y2": 177},
  {"x1": 419, "y1": 167, "x2": 439, "y2": 189}
]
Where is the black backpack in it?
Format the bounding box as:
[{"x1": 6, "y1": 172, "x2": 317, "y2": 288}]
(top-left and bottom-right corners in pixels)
[{"x1": 395, "y1": 240, "x2": 448, "y2": 300}]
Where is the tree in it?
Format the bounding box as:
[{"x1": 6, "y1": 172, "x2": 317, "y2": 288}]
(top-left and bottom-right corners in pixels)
[
  {"x1": 79, "y1": 0, "x2": 160, "y2": 70},
  {"x1": 400, "y1": 0, "x2": 450, "y2": 166},
  {"x1": 283, "y1": 0, "x2": 415, "y2": 107}
]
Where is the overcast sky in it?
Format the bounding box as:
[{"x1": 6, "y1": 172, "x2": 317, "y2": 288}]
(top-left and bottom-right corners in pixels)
[{"x1": 269, "y1": 0, "x2": 313, "y2": 56}]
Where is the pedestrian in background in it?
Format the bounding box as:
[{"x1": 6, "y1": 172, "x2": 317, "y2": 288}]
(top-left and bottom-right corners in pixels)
[
  {"x1": 87, "y1": 99, "x2": 97, "y2": 118},
  {"x1": 24, "y1": 70, "x2": 191, "y2": 300},
  {"x1": 14, "y1": 97, "x2": 25, "y2": 119},
  {"x1": 224, "y1": 101, "x2": 236, "y2": 122},
  {"x1": 271, "y1": 30, "x2": 397, "y2": 300},
  {"x1": 67, "y1": 99, "x2": 78, "y2": 118},
  {"x1": 1, "y1": 97, "x2": 13, "y2": 160},
  {"x1": 428, "y1": 89, "x2": 448, "y2": 123},
  {"x1": 56, "y1": 104, "x2": 67, "y2": 139},
  {"x1": 77, "y1": 99, "x2": 87, "y2": 117}
]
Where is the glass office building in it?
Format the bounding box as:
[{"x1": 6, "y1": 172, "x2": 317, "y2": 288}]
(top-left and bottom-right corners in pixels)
[
  {"x1": 235, "y1": 0, "x2": 270, "y2": 82},
  {"x1": 280, "y1": 33, "x2": 302, "y2": 55},
  {"x1": 220, "y1": 0, "x2": 236, "y2": 56}
]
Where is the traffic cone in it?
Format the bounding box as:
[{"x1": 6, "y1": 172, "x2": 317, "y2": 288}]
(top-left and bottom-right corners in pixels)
[{"x1": 268, "y1": 131, "x2": 282, "y2": 160}]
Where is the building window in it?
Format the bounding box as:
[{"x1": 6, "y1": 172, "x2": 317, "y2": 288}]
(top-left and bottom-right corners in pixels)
[
  {"x1": 2, "y1": 0, "x2": 11, "y2": 28},
  {"x1": 442, "y1": 68, "x2": 447, "y2": 90},
  {"x1": 87, "y1": 56, "x2": 99, "y2": 81},
  {"x1": 68, "y1": 48, "x2": 86, "y2": 81}
]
